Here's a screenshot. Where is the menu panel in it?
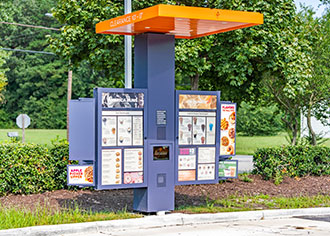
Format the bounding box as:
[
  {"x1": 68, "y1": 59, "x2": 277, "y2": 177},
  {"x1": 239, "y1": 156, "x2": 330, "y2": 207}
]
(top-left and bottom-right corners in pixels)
[
  {"x1": 206, "y1": 117, "x2": 216, "y2": 145},
  {"x1": 118, "y1": 116, "x2": 132, "y2": 146},
  {"x1": 124, "y1": 172, "x2": 143, "y2": 184},
  {"x1": 179, "y1": 117, "x2": 192, "y2": 145},
  {"x1": 178, "y1": 170, "x2": 196, "y2": 181},
  {"x1": 68, "y1": 165, "x2": 94, "y2": 185},
  {"x1": 198, "y1": 147, "x2": 216, "y2": 164},
  {"x1": 102, "y1": 149, "x2": 122, "y2": 185},
  {"x1": 178, "y1": 112, "x2": 216, "y2": 145},
  {"x1": 102, "y1": 111, "x2": 143, "y2": 147},
  {"x1": 132, "y1": 116, "x2": 143, "y2": 146},
  {"x1": 219, "y1": 161, "x2": 238, "y2": 178},
  {"x1": 192, "y1": 117, "x2": 206, "y2": 145},
  {"x1": 198, "y1": 164, "x2": 215, "y2": 180},
  {"x1": 102, "y1": 116, "x2": 117, "y2": 146},
  {"x1": 178, "y1": 148, "x2": 196, "y2": 170},
  {"x1": 124, "y1": 148, "x2": 143, "y2": 172},
  {"x1": 220, "y1": 104, "x2": 236, "y2": 156}
]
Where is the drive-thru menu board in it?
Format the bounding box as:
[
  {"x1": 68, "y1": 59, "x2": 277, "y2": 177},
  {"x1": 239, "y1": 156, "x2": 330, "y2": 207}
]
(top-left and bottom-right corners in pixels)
[
  {"x1": 177, "y1": 93, "x2": 219, "y2": 184},
  {"x1": 220, "y1": 103, "x2": 236, "y2": 156},
  {"x1": 99, "y1": 90, "x2": 145, "y2": 188}
]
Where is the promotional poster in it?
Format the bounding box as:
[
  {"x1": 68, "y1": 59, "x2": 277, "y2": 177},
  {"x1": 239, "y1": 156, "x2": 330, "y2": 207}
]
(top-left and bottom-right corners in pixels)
[{"x1": 220, "y1": 104, "x2": 236, "y2": 156}]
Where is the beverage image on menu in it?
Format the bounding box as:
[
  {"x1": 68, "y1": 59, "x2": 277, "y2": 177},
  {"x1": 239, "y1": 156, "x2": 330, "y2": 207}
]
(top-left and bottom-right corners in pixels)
[
  {"x1": 179, "y1": 116, "x2": 192, "y2": 145},
  {"x1": 206, "y1": 117, "x2": 216, "y2": 145},
  {"x1": 102, "y1": 116, "x2": 117, "y2": 146},
  {"x1": 192, "y1": 117, "x2": 206, "y2": 145},
  {"x1": 102, "y1": 149, "x2": 122, "y2": 185},
  {"x1": 117, "y1": 116, "x2": 132, "y2": 146}
]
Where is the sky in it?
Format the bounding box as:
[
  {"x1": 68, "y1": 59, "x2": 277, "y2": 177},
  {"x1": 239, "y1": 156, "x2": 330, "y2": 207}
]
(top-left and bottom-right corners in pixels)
[{"x1": 294, "y1": 0, "x2": 327, "y2": 17}]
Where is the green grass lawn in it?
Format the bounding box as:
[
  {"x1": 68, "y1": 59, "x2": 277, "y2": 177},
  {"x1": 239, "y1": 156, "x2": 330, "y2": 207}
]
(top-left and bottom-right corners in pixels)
[
  {"x1": 236, "y1": 132, "x2": 289, "y2": 155},
  {"x1": 0, "y1": 129, "x2": 329, "y2": 154},
  {"x1": 236, "y1": 132, "x2": 330, "y2": 155},
  {"x1": 177, "y1": 194, "x2": 330, "y2": 214},
  {"x1": 0, "y1": 129, "x2": 66, "y2": 146}
]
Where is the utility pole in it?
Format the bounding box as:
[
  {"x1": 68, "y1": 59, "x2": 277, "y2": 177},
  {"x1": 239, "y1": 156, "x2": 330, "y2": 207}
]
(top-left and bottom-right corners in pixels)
[
  {"x1": 124, "y1": 0, "x2": 132, "y2": 88},
  {"x1": 67, "y1": 60, "x2": 72, "y2": 140}
]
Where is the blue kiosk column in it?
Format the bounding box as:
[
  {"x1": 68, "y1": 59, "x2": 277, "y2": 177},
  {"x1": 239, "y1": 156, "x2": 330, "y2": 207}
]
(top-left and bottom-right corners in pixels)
[{"x1": 133, "y1": 33, "x2": 175, "y2": 212}]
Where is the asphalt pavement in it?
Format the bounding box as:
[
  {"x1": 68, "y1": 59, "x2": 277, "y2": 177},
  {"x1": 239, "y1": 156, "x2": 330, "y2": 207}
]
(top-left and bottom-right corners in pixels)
[{"x1": 232, "y1": 155, "x2": 254, "y2": 173}]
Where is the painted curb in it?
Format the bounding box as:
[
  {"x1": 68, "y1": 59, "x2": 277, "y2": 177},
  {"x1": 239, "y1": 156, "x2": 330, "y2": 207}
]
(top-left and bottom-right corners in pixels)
[{"x1": 1, "y1": 208, "x2": 330, "y2": 236}]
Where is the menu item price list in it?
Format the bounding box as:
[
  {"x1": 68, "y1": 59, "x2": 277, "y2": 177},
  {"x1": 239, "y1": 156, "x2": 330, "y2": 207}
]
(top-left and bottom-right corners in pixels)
[
  {"x1": 197, "y1": 147, "x2": 216, "y2": 180},
  {"x1": 124, "y1": 148, "x2": 143, "y2": 172},
  {"x1": 102, "y1": 149, "x2": 122, "y2": 185}
]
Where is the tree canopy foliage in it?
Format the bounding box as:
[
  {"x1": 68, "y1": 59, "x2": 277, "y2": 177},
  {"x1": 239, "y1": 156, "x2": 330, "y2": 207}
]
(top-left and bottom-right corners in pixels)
[
  {"x1": 0, "y1": 0, "x2": 329, "y2": 140},
  {"x1": 0, "y1": 0, "x2": 105, "y2": 128}
]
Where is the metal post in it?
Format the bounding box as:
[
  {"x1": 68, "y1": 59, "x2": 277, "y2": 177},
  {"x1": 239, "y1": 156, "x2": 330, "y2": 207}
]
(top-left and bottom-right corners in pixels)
[
  {"x1": 22, "y1": 115, "x2": 25, "y2": 143},
  {"x1": 124, "y1": 0, "x2": 132, "y2": 88}
]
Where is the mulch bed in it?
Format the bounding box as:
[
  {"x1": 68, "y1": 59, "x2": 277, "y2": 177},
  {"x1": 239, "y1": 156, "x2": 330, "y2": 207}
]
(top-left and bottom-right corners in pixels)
[{"x1": 1, "y1": 175, "x2": 329, "y2": 213}]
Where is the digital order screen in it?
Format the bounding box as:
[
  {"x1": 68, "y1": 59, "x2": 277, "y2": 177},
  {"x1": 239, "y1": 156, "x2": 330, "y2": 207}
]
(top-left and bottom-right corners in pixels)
[{"x1": 153, "y1": 146, "x2": 170, "y2": 161}]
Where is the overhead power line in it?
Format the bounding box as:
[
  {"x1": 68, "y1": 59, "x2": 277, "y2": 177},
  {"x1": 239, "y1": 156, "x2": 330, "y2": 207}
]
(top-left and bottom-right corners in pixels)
[
  {"x1": 0, "y1": 47, "x2": 56, "y2": 55},
  {"x1": 0, "y1": 21, "x2": 60, "y2": 31}
]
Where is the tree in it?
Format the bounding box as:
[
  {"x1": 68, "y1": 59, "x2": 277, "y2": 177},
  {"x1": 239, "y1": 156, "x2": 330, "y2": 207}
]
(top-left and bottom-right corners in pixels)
[
  {"x1": 300, "y1": 7, "x2": 330, "y2": 145},
  {"x1": 259, "y1": 14, "x2": 313, "y2": 145}
]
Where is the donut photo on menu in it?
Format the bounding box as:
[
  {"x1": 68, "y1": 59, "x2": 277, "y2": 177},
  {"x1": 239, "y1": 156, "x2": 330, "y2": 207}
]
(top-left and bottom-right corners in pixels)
[
  {"x1": 229, "y1": 112, "x2": 236, "y2": 124},
  {"x1": 227, "y1": 145, "x2": 234, "y2": 155},
  {"x1": 221, "y1": 136, "x2": 229, "y2": 146},
  {"x1": 228, "y1": 127, "x2": 235, "y2": 139}
]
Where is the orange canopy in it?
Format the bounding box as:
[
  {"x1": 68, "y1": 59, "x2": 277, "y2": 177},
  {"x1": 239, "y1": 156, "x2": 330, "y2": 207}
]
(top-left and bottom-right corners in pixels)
[{"x1": 96, "y1": 4, "x2": 263, "y2": 39}]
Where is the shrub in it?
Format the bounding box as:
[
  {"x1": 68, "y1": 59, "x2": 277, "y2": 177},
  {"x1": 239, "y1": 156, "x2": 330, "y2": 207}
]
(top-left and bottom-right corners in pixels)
[
  {"x1": 0, "y1": 140, "x2": 71, "y2": 196},
  {"x1": 253, "y1": 145, "x2": 330, "y2": 184},
  {"x1": 237, "y1": 101, "x2": 284, "y2": 136},
  {"x1": 49, "y1": 139, "x2": 71, "y2": 190}
]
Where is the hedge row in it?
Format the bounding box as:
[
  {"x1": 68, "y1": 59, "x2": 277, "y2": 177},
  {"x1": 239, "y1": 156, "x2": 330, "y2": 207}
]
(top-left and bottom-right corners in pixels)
[
  {"x1": 253, "y1": 145, "x2": 330, "y2": 184},
  {"x1": 0, "y1": 140, "x2": 71, "y2": 196}
]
